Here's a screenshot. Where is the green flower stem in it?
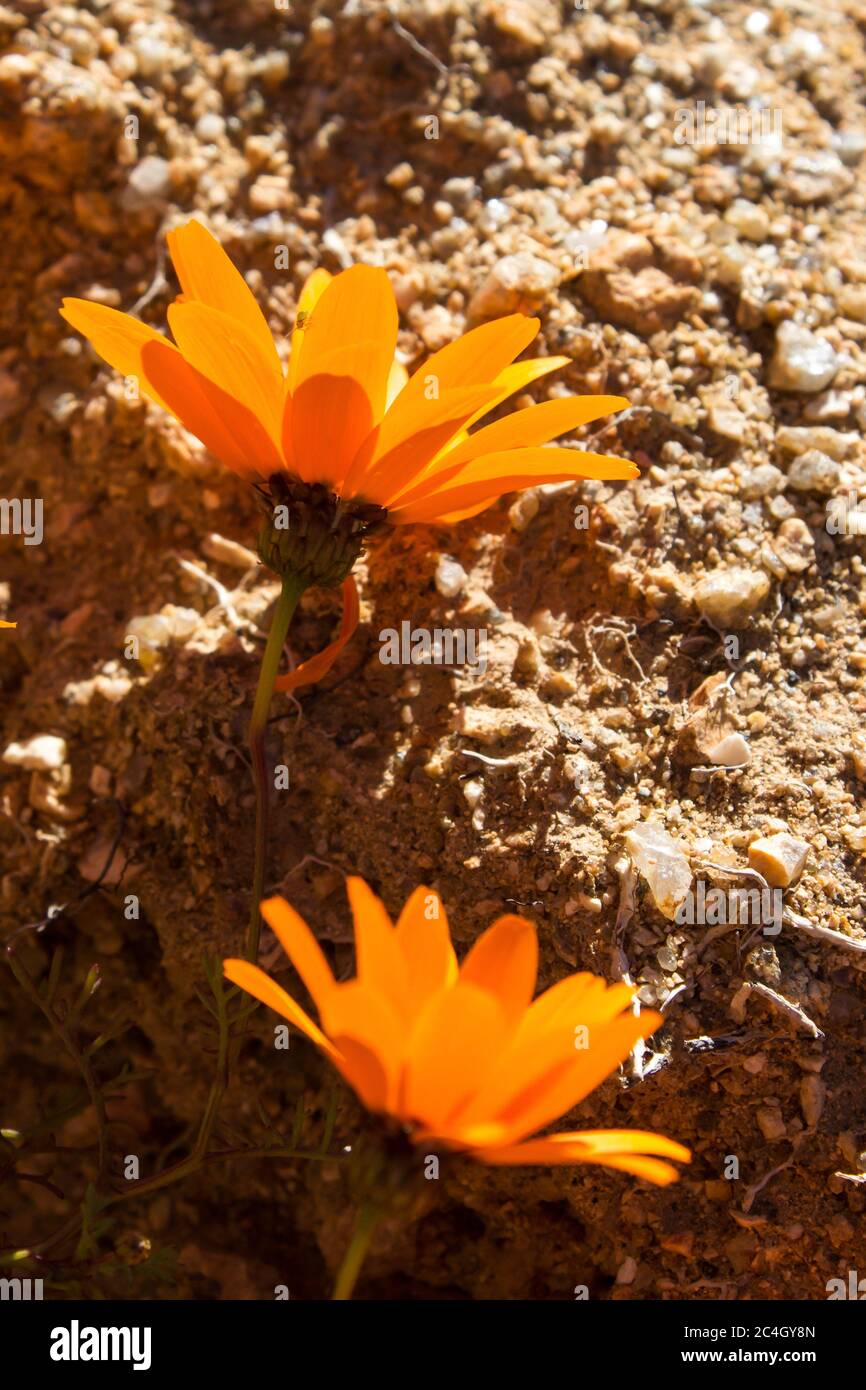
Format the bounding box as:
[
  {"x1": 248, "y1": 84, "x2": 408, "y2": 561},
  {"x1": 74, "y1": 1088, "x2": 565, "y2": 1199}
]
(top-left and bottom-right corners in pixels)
[
  {"x1": 245, "y1": 571, "x2": 307, "y2": 965},
  {"x1": 332, "y1": 1203, "x2": 380, "y2": 1301}
]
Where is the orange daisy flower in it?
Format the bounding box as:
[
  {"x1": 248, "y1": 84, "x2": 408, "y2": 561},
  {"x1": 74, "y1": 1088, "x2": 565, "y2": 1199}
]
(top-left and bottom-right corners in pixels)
[
  {"x1": 224, "y1": 879, "x2": 690, "y2": 1185},
  {"x1": 60, "y1": 218, "x2": 633, "y2": 524},
  {"x1": 60, "y1": 220, "x2": 634, "y2": 687}
]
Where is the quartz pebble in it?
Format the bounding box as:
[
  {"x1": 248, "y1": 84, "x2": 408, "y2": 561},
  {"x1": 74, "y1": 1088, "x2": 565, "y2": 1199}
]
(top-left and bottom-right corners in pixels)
[
  {"x1": 771, "y1": 518, "x2": 814, "y2": 574},
  {"x1": 435, "y1": 555, "x2": 468, "y2": 598},
  {"x1": 3, "y1": 734, "x2": 68, "y2": 772},
  {"x1": 767, "y1": 322, "x2": 838, "y2": 393},
  {"x1": 706, "y1": 733, "x2": 751, "y2": 767},
  {"x1": 508, "y1": 488, "x2": 540, "y2": 531},
  {"x1": 748, "y1": 831, "x2": 810, "y2": 888},
  {"x1": 625, "y1": 820, "x2": 692, "y2": 921},
  {"x1": 786, "y1": 450, "x2": 841, "y2": 494},
  {"x1": 695, "y1": 567, "x2": 770, "y2": 629},
  {"x1": 739, "y1": 463, "x2": 782, "y2": 499},
  {"x1": 468, "y1": 253, "x2": 559, "y2": 319},
  {"x1": 195, "y1": 113, "x2": 226, "y2": 141},
  {"x1": 123, "y1": 156, "x2": 171, "y2": 209},
  {"x1": 776, "y1": 426, "x2": 858, "y2": 460}
]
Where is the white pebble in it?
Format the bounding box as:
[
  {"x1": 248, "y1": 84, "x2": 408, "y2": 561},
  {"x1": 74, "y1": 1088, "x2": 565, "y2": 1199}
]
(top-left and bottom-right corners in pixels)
[
  {"x1": 3, "y1": 734, "x2": 68, "y2": 772},
  {"x1": 435, "y1": 555, "x2": 468, "y2": 598}
]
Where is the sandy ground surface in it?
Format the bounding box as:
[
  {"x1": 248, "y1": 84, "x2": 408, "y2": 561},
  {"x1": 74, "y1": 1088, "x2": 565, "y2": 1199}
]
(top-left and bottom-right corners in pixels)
[{"x1": 2, "y1": 0, "x2": 866, "y2": 1299}]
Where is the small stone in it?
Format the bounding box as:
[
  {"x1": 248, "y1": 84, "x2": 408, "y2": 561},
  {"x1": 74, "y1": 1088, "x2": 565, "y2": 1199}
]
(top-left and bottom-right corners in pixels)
[
  {"x1": 748, "y1": 832, "x2": 810, "y2": 888},
  {"x1": 783, "y1": 151, "x2": 852, "y2": 205},
  {"x1": 134, "y1": 35, "x2": 181, "y2": 77},
  {"x1": 739, "y1": 463, "x2": 782, "y2": 499},
  {"x1": 249, "y1": 175, "x2": 291, "y2": 213},
  {"x1": 462, "y1": 778, "x2": 483, "y2": 808},
  {"x1": 745, "y1": 11, "x2": 770, "y2": 36},
  {"x1": 803, "y1": 390, "x2": 853, "y2": 423},
  {"x1": 3, "y1": 734, "x2": 67, "y2": 772},
  {"x1": 776, "y1": 427, "x2": 858, "y2": 461},
  {"x1": 695, "y1": 567, "x2": 770, "y2": 629},
  {"x1": 434, "y1": 555, "x2": 468, "y2": 599},
  {"x1": 799, "y1": 1075, "x2": 826, "y2": 1129},
  {"x1": 756, "y1": 1106, "x2": 787, "y2": 1142},
  {"x1": 708, "y1": 398, "x2": 748, "y2": 443},
  {"x1": 412, "y1": 304, "x2": 454, "y2": 352},
  {"x1": 468, "y1": 253, "x2": 560, "y2": 319},
  {"x1": 837, "y1": 284, "x2": 866, "y2": 322},
  {"x1": 441, "y1": 177, "x2": 479, "y2": 209},
  {"x1": 123, "y1": 156, "x2": 171, "y2": 209},
  {"x1": 385, "y1": 161, "x2": 414, "y2": 191},
  {"x1": 508, "y1": 489, "x2": 540, "y2": 531},
  {"x1": 625, "y1": 820, "x2": 692, "y2": 921},
  {"x1": 771, "y1": 518, "x2": 815, "y2": 574},
  {"x1": 833, "y1": 128, "x2": 866, "y2": 167},
  {"x1": 455, "y1": 707, "x2": 528, "y2": 745},
  {"x1": 849, "y1": 738, "x2": 866, "y2": 781},
  {"x1": 488, "y1": 1, "x2": 546, "y2": 50},
  {"x1": 195, "y1": 112, "x2": 226, "y2": 141},
  {"x1": 767, "y1": 322, "x2": 838, "y2": 394},
  {"x1": 725, "y1": 199, "x2": 770, "y2": 242},
  {"x1": 706, "y1": 733, "x2": 751, "y2": 767},
  {"x1": 786, "y1": 450, "x2": 841, "y2": 495}
]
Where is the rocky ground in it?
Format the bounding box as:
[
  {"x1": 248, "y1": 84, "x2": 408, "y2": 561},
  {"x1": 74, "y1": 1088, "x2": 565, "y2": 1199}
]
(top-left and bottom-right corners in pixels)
[{"x1": 2, "y1": 0, "x2": 866, "y2": 1299}]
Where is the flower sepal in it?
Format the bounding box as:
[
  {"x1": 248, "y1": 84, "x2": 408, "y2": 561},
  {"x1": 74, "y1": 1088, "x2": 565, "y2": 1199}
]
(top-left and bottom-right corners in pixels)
[
  {"x1": 346, "y1": 1122, "x2": 430, "y2": 1219},
  {"x1": 256, "y1": 476, "x2": 385, "y2": 589}
]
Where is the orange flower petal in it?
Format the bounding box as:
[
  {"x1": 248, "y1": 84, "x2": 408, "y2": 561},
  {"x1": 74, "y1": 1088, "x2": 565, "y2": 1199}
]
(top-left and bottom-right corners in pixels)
[
  {"x1": 141, "y1": 339, "x2": 283, "y2": 480},
  {"x1": 290, "y1": 358, "x2": 378, "y2": 487},
  {"x1": 346, "y1": 316, "x2": 542, "y2": 495},
  {"x1": 167, "y1": 301, "x2": 284, "y2": 447},
  {"x1": 322, "y1": 979, "x2": 405, "y2": 1103},
  {"x1": 472, "y1": 354, "x2": 571, "y2": 414},
  {"x1": 260, "y1": 895, "x2": 336, "y2": 1016},
  {"x1": 404, "y1": 982, "x2": 509, "y2": 1128},
  {"x1": 222, "y1": 958, "x2": 339, "y2": 1059},
  {"x1": 450, "y1": 980, "x2": 637, "y2": 1133},
  {"x1": 476, "y1": 1130, "x2": 690, "y2": 1185},
  {"x1": 166, "y1": 219, "x2": 283, "y2": 380},
  {"x1": 345, "y1": 877, "x2": 409, "y2": 1021},
  {"x1": 349, "y1": 384, "x2": 507, "y2": 505},
  {"x1": 390, "y1": 394, "x2": 629, "y2": 505},
  {"x1": 432, "y1": 356, "x2": 572, "y2": 462},
  {"x1": 490, "y1": 1010, "x2": 664, "y2": 1145},
  {"x1": 458, "y1": 914, "x2": 537, "y2": 1027},
  {"x1": 387, "y1": 447, "x2": 638, "y2": 524},
  {"x1": 386, "y1": 359, "x2": 409, "y2": 408},
  {"x1": 292, "y1": 264, "x2": 397, "y2": 429},
  {"x1": 59, "y1": 298, "x2": 177, "y2": 414},
  {"x1": 327, "y1": 1034, "x2": 390, "y2": 1113},
  {"x1": 391, "y1": 314, "x2": 540, "y2": 414},
  {"x1": 289, "y1": 267, "x2": 332, "y2": 394},
  {"x1": 273, "y1": 576, "x2": 360, "y2": 694},
  {"x1": 394, "y1": 886, "x2": 458, "y2": 1018}
]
